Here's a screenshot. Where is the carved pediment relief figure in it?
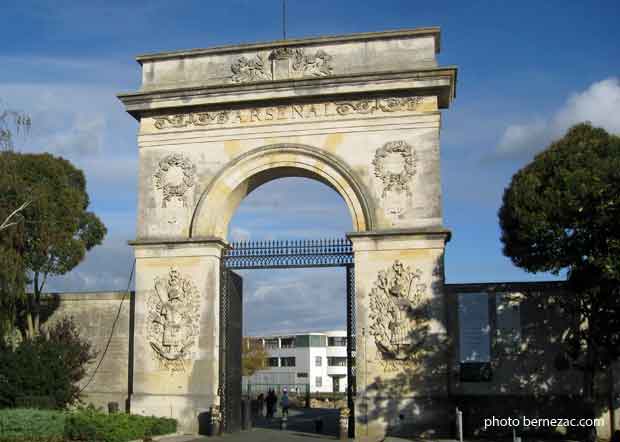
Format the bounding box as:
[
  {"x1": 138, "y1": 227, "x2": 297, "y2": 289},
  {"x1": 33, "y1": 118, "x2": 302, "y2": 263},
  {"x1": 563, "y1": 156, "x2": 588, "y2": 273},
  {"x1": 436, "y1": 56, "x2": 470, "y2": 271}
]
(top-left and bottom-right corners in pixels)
[
  {"x1": 153, "y1": 153, "x2": 196, "y2": 208},
  {"x1": 230, "y1": 53, "x2": 270, "y2": 83},
  {"x1": 147, "y1": 268, "x2": 201, "y2": 369},
  {"x1": 369, "y1": 261, "x2": 430, "y2": 361},
  {"x1": 230, "y1": 47, "x2": 333, "y2": 83}
]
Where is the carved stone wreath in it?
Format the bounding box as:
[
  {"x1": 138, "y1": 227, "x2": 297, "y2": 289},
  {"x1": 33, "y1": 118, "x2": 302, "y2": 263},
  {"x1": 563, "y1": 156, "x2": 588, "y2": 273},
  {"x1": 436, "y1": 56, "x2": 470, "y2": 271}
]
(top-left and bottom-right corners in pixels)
[
  {"x1": 369, "y1": 261, "x2": 430, "y2": 361},
  {"x1": 153, "y1": 153, "x2": 196, "y2": 208},
  {"x1": 147, "y1": 268, "x2": 201, "y2": 368},
  {"x1": 372, "y1": 140, "x2": 417, "y2": 198}
]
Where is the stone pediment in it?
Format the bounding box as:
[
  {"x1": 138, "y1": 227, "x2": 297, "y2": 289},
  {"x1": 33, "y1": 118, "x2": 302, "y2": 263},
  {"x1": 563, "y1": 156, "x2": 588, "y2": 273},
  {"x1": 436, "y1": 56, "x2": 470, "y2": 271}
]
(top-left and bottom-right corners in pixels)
[
  {"x1": 131, "y1": 28, "x2": 443, "y2": 91},
  {"x1": 119, "y1": 28, "x2": 457, "y2": 118}
]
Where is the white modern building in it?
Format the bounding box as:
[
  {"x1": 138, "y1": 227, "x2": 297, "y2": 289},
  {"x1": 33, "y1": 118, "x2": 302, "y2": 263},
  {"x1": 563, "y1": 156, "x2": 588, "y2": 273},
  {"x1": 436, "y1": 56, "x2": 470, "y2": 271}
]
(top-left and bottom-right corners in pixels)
[{"x1": 243, "y1": 330, "x2": 348, "y2": 393}]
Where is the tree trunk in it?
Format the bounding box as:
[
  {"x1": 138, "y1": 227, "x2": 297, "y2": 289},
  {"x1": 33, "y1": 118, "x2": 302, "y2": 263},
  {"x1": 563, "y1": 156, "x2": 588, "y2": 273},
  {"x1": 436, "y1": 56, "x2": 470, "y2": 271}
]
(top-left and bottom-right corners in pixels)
[
  {"x1": 583, "y1": 343, "x2": 597, "y2": 442},
  {"x1": 26, "y1": 309, "x2": 35, "y2": 340},
  {"x1": 25, "y1": 272, "x2": 42, "y2": 339},
  {"x1": 33, "y1": 272, "x2": 41, "y2": 335}
]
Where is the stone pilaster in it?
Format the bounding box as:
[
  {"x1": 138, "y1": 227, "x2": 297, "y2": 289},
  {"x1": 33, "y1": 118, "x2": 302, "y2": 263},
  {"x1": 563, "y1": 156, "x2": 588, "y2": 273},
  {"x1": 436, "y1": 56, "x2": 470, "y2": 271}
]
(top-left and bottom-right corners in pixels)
[
  {"x1": 349, "y1": 228, "x2": 452, "y2": 441},
  {"x1": 129, "y1": 238, "x2": 226, "y2": 434}
]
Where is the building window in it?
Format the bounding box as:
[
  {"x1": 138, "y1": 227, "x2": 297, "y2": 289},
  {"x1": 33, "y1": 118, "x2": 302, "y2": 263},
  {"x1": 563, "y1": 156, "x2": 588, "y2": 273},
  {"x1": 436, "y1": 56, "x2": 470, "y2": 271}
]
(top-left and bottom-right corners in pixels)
[
  {"x1": 309, "y1": 335, "x2": 327, "y2": 347},
  {"x1": 315, "y1": 356, "x2": 322, "y2": 367},
  {"x1": 328, "y1": 337, "x2": 347, "y2": 347},
  {"x1": 297, "y1": 372, "x2": 308, "y2": 378},
  {"x1": 315, "y1": 376, "x2": 322, "y2": 387},
  {"x1": 281, "y1": 337, "x2": 295, "y2": 348},
  {"x1": 265, "y1": 338, "x2": 279, "y2": 349},
  {"x1": 458, "y1": 292, "x2": 490, "y2": 362},
  {"x1": 280, "y1": 357, "x2": 295, "y2": 367},
  {"x1": 267, "y1": 357, "x2": 279, "y2": 367},
  {"x1": 328, "y1": 357, "x2": 347, "y2": 367}
]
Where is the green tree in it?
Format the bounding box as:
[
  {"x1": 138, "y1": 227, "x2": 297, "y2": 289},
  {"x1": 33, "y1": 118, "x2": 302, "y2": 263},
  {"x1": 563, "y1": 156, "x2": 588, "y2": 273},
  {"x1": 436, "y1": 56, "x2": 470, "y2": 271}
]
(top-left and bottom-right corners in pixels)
[
  {"x1": 0, "y1": 103, "x2": 31, "y2": 340},
  {"x1": 0, "y1": 317, "x2": 97, "y2": 408},
  {"x1": 498, "y1": 123, "x2": 620, "y2": 404},
  {"x1": 0, "y1": 152, "x2": 106, "y2": 338},
  {"x1": 242, "y1": 337, "x2": 269, "y2": 376}
]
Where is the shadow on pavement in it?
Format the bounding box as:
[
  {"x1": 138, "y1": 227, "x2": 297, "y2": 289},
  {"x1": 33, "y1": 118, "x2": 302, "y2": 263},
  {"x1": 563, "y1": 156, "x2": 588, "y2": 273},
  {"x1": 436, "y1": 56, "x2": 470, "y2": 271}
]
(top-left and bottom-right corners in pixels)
[{"x1": 253, "y1": 406, "x2": 340, "y2": 437}]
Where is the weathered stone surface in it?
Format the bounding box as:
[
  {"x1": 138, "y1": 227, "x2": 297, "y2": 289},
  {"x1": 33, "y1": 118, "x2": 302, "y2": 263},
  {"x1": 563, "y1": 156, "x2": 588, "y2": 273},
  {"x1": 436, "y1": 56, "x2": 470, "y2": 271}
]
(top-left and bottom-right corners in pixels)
[
  {"x1": 41, "y1": 292, "x2": 131, "y2": 410},
  {"x1": 134, "y1": 28, "x2": 440, "y2": 92},
  {"x1": 118, "y1": 27, "x2": 457, "y2": 440}
]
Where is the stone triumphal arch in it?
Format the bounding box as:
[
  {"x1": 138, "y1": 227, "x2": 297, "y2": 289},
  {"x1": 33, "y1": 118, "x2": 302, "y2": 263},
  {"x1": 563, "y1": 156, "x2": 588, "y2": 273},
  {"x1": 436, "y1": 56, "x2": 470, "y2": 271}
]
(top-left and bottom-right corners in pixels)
[{"x1": 118, "y1": 27, "x2": 456, "y2": 441}]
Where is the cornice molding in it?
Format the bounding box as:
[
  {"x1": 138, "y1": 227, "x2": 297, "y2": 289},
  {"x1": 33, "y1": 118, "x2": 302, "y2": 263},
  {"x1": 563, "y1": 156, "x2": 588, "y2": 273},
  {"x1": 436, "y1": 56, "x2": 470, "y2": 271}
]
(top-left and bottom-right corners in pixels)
[{"x1": 118, "y1": 67, "x2": 457, "y2": 119}]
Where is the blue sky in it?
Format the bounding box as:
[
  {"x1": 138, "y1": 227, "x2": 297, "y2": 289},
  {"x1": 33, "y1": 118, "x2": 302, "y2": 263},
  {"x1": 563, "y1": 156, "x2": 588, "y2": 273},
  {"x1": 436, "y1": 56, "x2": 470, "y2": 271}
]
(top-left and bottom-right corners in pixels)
[{"x1": 1, "y1": 1, "x2": 619, "y2": 334}]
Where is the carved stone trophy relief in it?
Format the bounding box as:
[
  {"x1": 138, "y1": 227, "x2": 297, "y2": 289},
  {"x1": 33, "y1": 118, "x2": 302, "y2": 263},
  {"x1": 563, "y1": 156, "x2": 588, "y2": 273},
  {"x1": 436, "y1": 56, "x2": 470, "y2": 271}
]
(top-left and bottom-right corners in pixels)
[
  {"x1": 372, "y1": 140, "x2": 417, "y2": 224},
  {"x1": 368, "y1": 261, "x2": 431, "y2": 371},
  {"x1": 230, "y1": 47, "x2": 333, "y2": 83},
  {"x1": 147, "y1": 268, "x2": 201, "y2": 372}
]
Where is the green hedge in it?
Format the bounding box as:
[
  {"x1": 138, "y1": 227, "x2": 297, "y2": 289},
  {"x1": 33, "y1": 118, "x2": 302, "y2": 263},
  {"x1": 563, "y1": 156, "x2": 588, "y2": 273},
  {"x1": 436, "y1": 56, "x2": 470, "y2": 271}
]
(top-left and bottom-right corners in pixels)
[
  {"x1": 0, "y1": 408, "x2": 65, "y2": 440},
  {"x1": 64, "y1": 409, "x2": 176, "y2": 442},
  {"x1": 0, "y1": 408, "x2": 176, "y2": 442}
]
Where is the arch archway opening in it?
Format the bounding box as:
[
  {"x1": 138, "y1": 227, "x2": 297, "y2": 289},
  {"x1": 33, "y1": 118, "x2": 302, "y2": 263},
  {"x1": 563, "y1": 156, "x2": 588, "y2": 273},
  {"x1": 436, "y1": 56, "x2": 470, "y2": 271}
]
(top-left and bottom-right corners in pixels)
[
  {"x1": 218, "y1": 175, "x2": 357, "y2": 437},
  {"x1": 189, "y1": 143, "x2": 374, "y2": 240}
]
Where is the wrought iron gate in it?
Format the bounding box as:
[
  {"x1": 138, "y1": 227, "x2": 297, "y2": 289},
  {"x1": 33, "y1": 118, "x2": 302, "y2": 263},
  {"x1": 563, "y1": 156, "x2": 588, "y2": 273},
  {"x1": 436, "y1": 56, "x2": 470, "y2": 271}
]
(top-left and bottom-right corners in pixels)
[
  {"x1": 220, "y1": 238, "x2": 356, "y2": 437},
  {"x1": 219, "y1": 268, "x2": 243, "y2": 433}
]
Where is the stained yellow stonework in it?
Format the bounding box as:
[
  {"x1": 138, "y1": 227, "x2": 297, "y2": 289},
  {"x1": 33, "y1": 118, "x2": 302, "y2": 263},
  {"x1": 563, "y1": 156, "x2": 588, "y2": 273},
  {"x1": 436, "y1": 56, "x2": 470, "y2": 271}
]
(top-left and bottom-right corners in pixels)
[{"x1": 119, "y1": 27, "x2": 456, "y2": 440}]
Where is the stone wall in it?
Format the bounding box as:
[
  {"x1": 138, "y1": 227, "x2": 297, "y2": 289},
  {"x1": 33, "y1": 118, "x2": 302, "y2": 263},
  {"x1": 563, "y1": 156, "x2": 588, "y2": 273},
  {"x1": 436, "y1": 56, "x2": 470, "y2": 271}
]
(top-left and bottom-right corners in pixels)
[
  {"x1": 41, "y1": 292, "x2": 133, "y2": 411},
  {"x1": 39, "y1": 283, "x2": 620, "y2": 438},
  {"x1": 445, "y1": 282, "x2": 620, "y2": 438}
]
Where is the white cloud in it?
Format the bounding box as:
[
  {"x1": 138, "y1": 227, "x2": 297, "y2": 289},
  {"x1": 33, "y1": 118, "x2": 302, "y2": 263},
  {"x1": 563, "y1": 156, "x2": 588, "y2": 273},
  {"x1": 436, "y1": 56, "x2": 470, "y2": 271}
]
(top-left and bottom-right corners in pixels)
[
  {"x1": 230, "y1": 227, "x2": 251, "y2": 241},
  {"x1": 497, "y1": 77, "x2": 620, "y2": 156},
  {"x1": 555, "y1": 78, "x2": 620, "y2": 132},
  {"x1": 46, "y1": 234, "x2": 134, "y2": 292},
  {"x1": 240, "y1": 268, "x2": 347, "y2": 335},
  {"x1": 50, "y1": 113, "x2": 106, "y2": 156}
]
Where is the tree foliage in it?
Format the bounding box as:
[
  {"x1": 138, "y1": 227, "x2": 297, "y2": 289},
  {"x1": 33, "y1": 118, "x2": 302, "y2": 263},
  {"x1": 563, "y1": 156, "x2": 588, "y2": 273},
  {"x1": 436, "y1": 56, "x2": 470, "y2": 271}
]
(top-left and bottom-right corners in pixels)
[
  {"x1": 0, "y1": 152, "x2": 106, "y2": 338},
  {"x1": 0, "y1": 317, "x2": 97, "y2": 408},
  {"x1": 499, "y1": 122, "x2": 620, "y2": 399},
  {"x1": 242, "y1": 337, "x2": 269, "y2": 376}
]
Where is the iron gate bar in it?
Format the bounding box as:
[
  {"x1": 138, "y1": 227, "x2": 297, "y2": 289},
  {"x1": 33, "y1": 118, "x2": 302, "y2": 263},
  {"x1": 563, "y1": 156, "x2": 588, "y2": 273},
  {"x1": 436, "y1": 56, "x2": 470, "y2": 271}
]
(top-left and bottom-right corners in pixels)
[
  {"x1": 223, "y1": 238, "x2": 353, "y2": 269},
  {"x1": 346, "y1": 264, "x2": 356, "y2": 437},
  {"x1": 218, "y1": 264, "x2": 229, "y2": 431}
]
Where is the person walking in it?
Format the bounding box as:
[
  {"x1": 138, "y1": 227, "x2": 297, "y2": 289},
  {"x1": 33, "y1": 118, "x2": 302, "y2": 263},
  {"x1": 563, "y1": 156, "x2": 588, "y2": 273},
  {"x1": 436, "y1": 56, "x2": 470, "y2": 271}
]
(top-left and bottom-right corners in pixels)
[
  {"x1": 280, "y1": 389, "x2": 290, "y2": 418},
  {"x1": 266, "y1": 389, "x2": 277, "y2": 419}
]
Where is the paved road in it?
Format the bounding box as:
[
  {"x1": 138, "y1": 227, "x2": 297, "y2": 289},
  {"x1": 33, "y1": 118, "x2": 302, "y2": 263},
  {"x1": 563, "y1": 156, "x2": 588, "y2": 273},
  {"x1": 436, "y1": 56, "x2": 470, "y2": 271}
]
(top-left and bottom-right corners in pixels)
[
  {"x1": 159, "y1": 407, "x2": 346, "y2": 441},
  {"x1": 156, "y1": 408, "x2": 458, "y2": 441},
  {"x1": 182, "y1": 427, "x2": 340, "y2": 441}
]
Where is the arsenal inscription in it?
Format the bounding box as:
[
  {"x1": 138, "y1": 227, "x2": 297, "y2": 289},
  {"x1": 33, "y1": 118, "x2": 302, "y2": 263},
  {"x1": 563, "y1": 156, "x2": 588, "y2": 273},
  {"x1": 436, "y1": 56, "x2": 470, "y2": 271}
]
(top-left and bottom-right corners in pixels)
[{"x1": 151, "y1": 96, "x2": 428, "y2": 130}]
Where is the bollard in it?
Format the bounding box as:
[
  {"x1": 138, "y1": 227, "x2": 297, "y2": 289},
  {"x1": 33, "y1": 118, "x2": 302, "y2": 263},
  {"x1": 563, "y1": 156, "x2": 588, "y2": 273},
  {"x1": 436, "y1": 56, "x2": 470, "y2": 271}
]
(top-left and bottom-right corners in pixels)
[
  {"x1": 208, "y1": 406, "x2": 221, "y2": 437},
  {"x1": 107, "y1": 401, "x2": 119, "y2": 414},
  {"x1": 241, "y1": 398, "x2": 252, "y2": 430},
  {"x1": 280, "y1": 414, "x2": 288, "y2": 430},
  {"x1": 456, "y1": 407, "x2": 463, "y2": 442},
  {"x1": 339, "y1": 407, "x2": 350, "y2": 440}
]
